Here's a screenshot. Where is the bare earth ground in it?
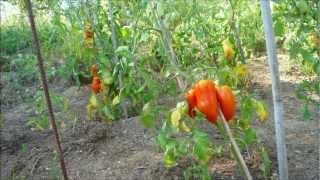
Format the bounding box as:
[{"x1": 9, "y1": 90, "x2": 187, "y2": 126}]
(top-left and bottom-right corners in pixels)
[{"x1": 1, "y1": 55, "x2": 319, "y2": 180}]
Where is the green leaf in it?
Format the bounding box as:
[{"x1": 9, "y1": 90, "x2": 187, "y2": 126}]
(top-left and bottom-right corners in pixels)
[
  {"x1": 102, "y1": 71, "x2": 113, "y2": 85},
  {"x1": 139, "y1": 103, "x2": 155, "y2": 128},
  {"x1": 120, "y1": 26, "x2": 130, "y2": 39},
  {"x1": 164, "y1": 148, "x2": 176, "y2": 168},
  {"x1": 192, "y1": 130, "x2": 212, "y2": 164},
  {"x1": 212, "y1": 145, "x2": 223, "y2": 157},
  {"x1": 300, "y1": 105, "x2": 312, "y2": 121},
  {"x1": 115, "y1": 46, "x2": 129, "y2": 55},
  {"x1": 243, "y1": 128, "x2": 257, "y2": 145},
  {"x1": 102, "y1": 105, "x2": 115, "y2": 120},
  {"x1": 289, "y1": 44, "x2": 299, "y2": 59},
  {"x1": 274, "y1": 19, "x2": 284, "y2": 37},
  {"x1": 240, "y1": 97, "x2": 254, "y2": 128},
  {"x1": 156, "y1": 131, "x2": 169, "y2": 150},
  {"x1": 301, "y1": 50, "x2": 316, "y2": 64},
  {"x1": 261, "y1": 147, "x2": 271, "y2": 178},
  {"x1": 176, "y1": 140, "x2": 188, "y2": 156}
]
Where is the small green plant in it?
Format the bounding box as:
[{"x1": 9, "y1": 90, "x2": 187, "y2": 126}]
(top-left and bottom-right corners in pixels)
[
  {"x1": 27, "y1": 91, "x2": 70, "y2": 131},
  {"x1": 47, "y1": 151, "x2": 61, "y2": 180}
]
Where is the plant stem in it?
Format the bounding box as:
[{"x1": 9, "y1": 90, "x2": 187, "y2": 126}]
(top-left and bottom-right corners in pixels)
[
  {"x1": 25, "y1": 0, "x2": 68, "y2": 179},
  {"x1": 218, "y1": 109, "x2": 252, "y2": 180},
  {"x1": 151, "y1": 1, "x2": 185, "y2": 90},
  {"x1": 107, "y1": 0, "x2": 128, "y2": 119},
  {"x1": 226, "y1": 0, "x2": 246, "y2": 64}
]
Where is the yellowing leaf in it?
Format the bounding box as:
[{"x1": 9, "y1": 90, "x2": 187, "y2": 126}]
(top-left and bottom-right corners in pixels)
[
  {"x1": 112, "y1": 95, "x2": 120, "y2": 105},
  {"x1": 102, "y1": 71, "x2": 113, "y2": 85},
  {"x1": 89, "y1": 95, "x2": 97, "y2": 107},
  {"x1": 176, "y1": 101, "x2": 187, "y2": 114},
  {"x1": 86, "y1": 104, "x2": 94, "y2": 120},
  {"x1": 255, "y1": 101, "x2": 269, "y2": 123},
  {"x1": 164, "y1": 150, "x2": 176, "y2": 168},
  {"x1": 235, "y1": 64, "x2": 249, "y2": 77},
  {"x1": 60, "y1": 120, "x2": 66, "y2": 129},
  {"x1": 100, "y1": 83, "x2": 108, "y2": 92},
  {"x1": 171, "y1": 110, "x2": 181, "y2": 128},
  {"x1": 179, "y1": 121, "x2": 191, "y2": 132}
]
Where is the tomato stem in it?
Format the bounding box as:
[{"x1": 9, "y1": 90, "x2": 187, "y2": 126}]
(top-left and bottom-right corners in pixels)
[{"x1": 218, "y1": 109, "x2": 252, "y2": 180}]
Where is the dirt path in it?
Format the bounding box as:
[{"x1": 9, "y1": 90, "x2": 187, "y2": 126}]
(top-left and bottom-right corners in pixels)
[{"x1": 1, "y1": 55, "x2": 319, "y2": 180}]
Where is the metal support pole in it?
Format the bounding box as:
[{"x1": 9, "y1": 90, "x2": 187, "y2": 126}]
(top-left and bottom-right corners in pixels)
[
  {"x1": 25, "y1": 0, "x2": 68, "y2": 179},
  {"x1": 260, "y1": 1, "x2": 288, "y2": 179}
]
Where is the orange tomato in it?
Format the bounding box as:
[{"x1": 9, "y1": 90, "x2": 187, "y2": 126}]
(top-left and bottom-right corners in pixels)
[
  {"x1": 194, "y1": 80, "x2": 218, "y2": 124},
  {"x1": 216, "y1": 85, "x2": 236, "y2": 121},
  {"x1": 91, "y1": 64, "x2": 98, "y2": 76},
  {"x1": 91, "y1": 76, "x2": 101, "y2": 94},
  {"x1": 185, "y1": 88, "x2": 197, "y2": 117}
]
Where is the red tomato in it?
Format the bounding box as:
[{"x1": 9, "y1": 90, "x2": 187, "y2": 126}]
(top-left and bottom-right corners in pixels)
[
  {"x1": 185, "y1": 88, "x2": 197, "y2": 117},
  {"x1": 216, "y1": 85, "x2": 236, "y2": 121},
  {"x1": 91, "y1": 76, "x2": 101, "y2": 94},
  {"x1": 194, "y1": 80, "x2": 218, "y2": 124}
]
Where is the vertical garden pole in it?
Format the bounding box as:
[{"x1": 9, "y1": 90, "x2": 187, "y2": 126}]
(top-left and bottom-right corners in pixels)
[
  {"x1": 25, "y1": 0, "x2": 68, "y2": 179},
  {"x1": 260, "y1": 0, "x2": 288, "y2": 179}
]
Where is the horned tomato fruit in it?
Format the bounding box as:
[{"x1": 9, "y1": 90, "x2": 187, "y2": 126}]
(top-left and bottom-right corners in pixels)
[
  {"x1": 216, "y1": 85, "x2": 236, "y2": 121},
  {"x1": 185, "y1": 88, "x2": 197, "y2": 117},
  {"x1": 194, "y1": 80, "x2": 218, "y2": 124}
]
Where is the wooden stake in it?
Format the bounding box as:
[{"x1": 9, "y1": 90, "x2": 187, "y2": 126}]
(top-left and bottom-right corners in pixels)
[
  {"x1": 25, "y1": 0, "x2": 68, "y2": 179},
  {"x1": 260, "y1": 0, "x2": 288, "y2": 179}
]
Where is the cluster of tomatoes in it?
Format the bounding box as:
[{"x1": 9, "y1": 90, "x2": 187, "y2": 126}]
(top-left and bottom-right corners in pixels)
[
  {"x1": 91, "y1": 64, "x2": 101, "y2": 94},
  {"x1": 185, "y1": 80, "x2": 236, "y2": 124}
]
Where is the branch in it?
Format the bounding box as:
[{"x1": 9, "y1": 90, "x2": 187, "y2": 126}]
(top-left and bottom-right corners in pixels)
[
  {"x1": 107, "y1": 0, "x2": 128, "y2": 120},
  {"x1": 151, "y1": 1, "x2": 185, "y2": 90},
  {"x1": 218, "y1": 109, "x2": 252, "y2": 180},
  {"x1": 227, "y1": 0, "x2": 246, "y2": 64}
]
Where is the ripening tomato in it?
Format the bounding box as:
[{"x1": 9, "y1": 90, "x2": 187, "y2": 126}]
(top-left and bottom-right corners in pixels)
[
  {"x1": 194, "y1": 80, "x2": 218, "y2": 124},
  {"x1": 222, "y1": 40, "x2": 235, "y2": 61},
  {"x1": 85, "y1": 30, "x2": 94, "y2": 38},
  {"x1": 185, "y1": 88, "x2": 197, "y2": 117},
  {"x1": 91, "y1": 64, "x2": 98, "y2": 76},
  {"x1": 91, "y1": 76, "x2": 101, "y2": 94},
  {"x1": 216, "y1": 85, "x2": 236, "y2": 121}
]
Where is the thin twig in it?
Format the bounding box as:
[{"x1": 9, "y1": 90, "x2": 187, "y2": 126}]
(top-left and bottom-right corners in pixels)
[
  {"x1": 218, "y1": 109, "x2": 252, "y2": 180},
  {"x1": 25, "y1": 0, "x2": 68, "y2": 179}
]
